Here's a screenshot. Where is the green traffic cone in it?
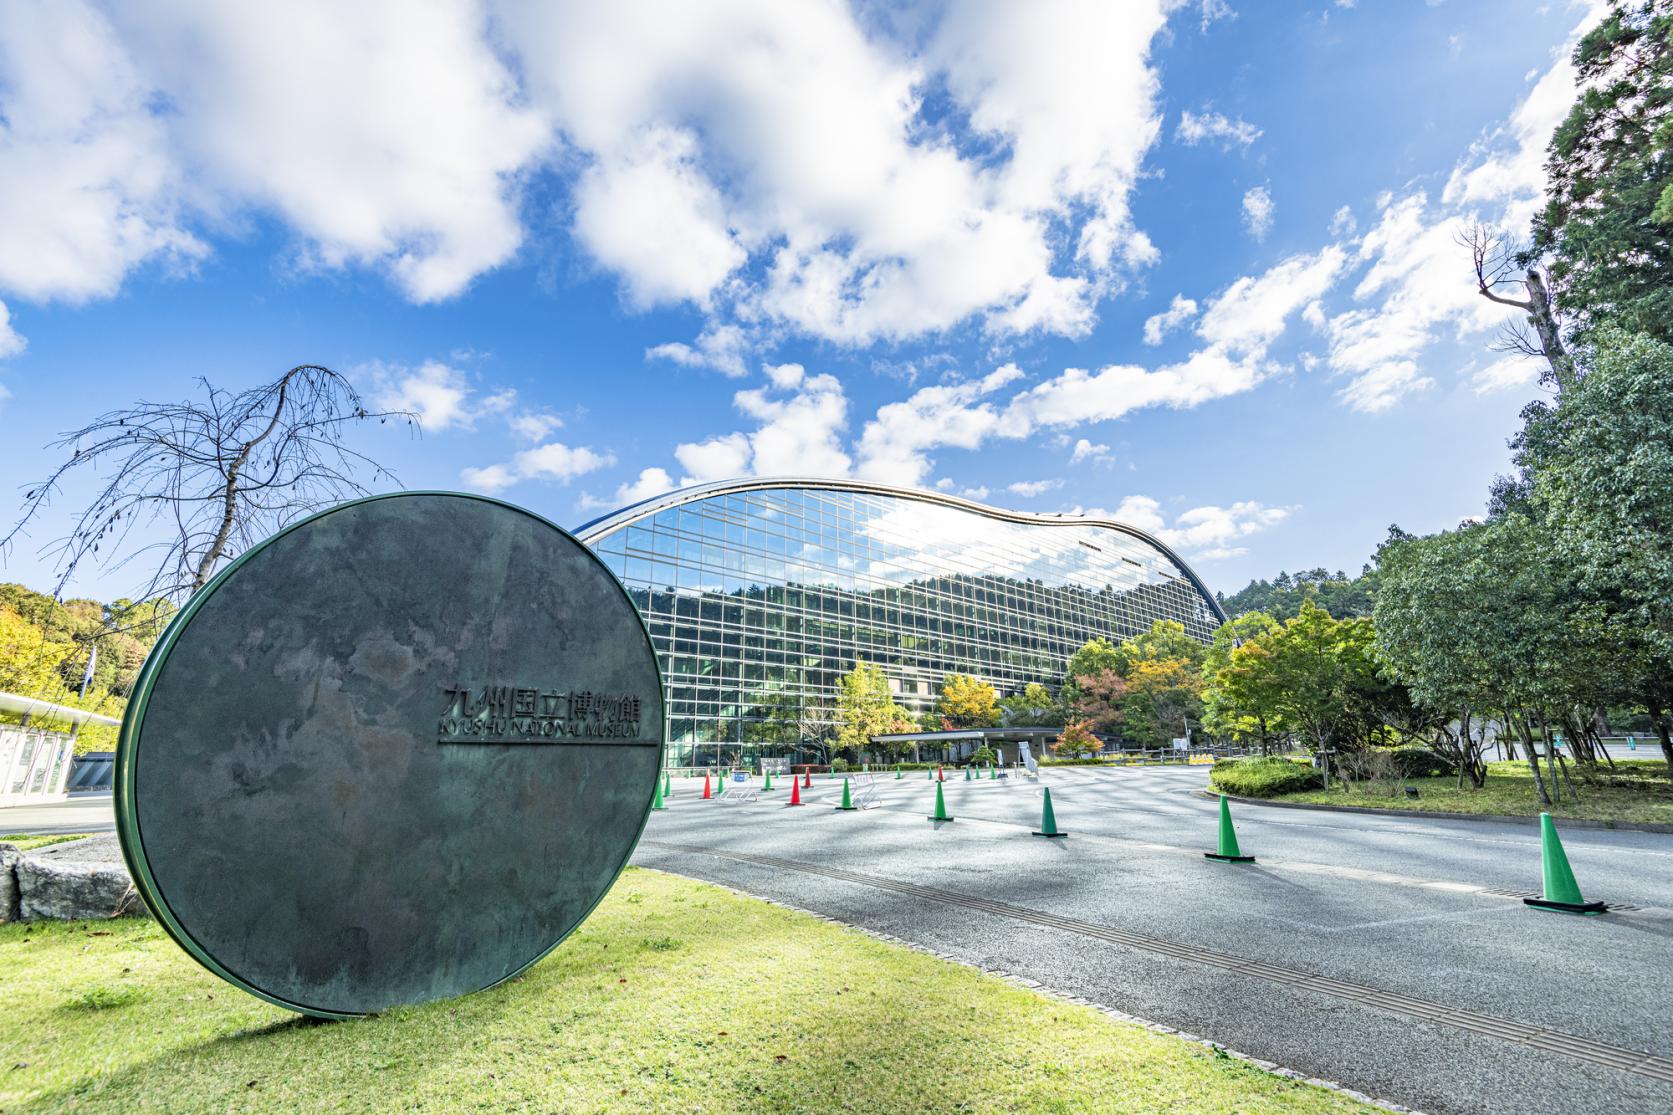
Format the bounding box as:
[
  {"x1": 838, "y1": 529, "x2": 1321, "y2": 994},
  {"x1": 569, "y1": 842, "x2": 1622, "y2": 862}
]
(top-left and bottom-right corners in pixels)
[
  {"x1": 926, "y1": 767, "x2": 933, "y2": 781},
  {"x1": 763, "y1": 769, "x2": 773, "y2": 791},
  {"x1": 1524, "y1": 813, "x2": 1607, "y2": 914},
  {"x1": 1032, "y1": 786, "x2": 1065, "y2": 838},
  {"x1": 650, "y1": 776, "x2": 666, "y2": 811},
  {"x1": 663, "y1": 771, "x2": 672, "y2": 797},
  {"x1": 1204, "y1": 795, "x2": 1254, "y2": 863},
  {"x1": 927, "y1": 781, "x2": 954, "y2": 822},
  {"x1": 836, "y1": 777, "x2": 858, "y2": 811},
  {"x1": 964, "y1": 766, "x2": 972, "y2": 781},
  {"x1": 896, "y1": 764, "x2": 902, "y2": 780}
]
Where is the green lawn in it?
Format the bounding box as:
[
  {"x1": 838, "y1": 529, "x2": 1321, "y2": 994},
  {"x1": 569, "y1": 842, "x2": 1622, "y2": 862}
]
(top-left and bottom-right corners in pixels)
[
  {"x1": 0, "y1": 868, "x2": 1371, "y2": 1114},
  {"x1": 0, "y1": 834, "x2": 92, "y2": 853},
  {"x1": 1275, "y1": 760, "x2": 1673, "y2": 825}
]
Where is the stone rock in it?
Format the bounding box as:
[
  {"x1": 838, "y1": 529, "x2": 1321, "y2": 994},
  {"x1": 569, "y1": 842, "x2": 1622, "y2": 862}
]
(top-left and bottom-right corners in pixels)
[
  {"x1": 15, "y1": 835, "x2": 145, "y2": 921},
  {"x1": 0, "y1": 843, "x2": 19, "y2": 922}
]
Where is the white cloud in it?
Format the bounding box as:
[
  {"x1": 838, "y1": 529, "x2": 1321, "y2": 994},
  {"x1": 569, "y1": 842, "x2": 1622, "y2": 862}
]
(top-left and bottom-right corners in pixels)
[
  {"x1": 1315, "y1": 5, "x2": 1607, "y2": 412},
  {"x1": 1070, "y1": 438, "x2": 1113, "y2": 465},
  {"x1": 368, "y1": 361, "x2": 496, "y2": 433},
  {"x1": 508, "y1": 412, "x2": 563, "y2": 442},
  {"x1": 573, "y1": 127, "x2": 745, "y2": 309},
  {"x1": 1142, "y1": 294, "x2": 1198, "y2": 345},
  {"x1": 1323, "y1": 193, "x2": 1499, "y2": 412},
  {"x1": 1004, "y1": 245, "x2": 1345, "y2": 434},
  {"x1": 1329, "y1": 205, "x2": 1356, "y2": 237},
  {"x1": 855, "y1": 364, "x2": 1024, "y2": 487},
  {"x1": 961, "y1": 486, "x2": 990, "y2": 501},
  {"x1": 1241, "y1": 185, "x2": 1275, "y2": 241},
  {"x1": 0, "y1": 301, "x2": 25, "y2": 359},
  {"x1": 674, "y1": 434, "x2": 754, "y2": 485},
  {"x1": 1176, "y1": 109, "x2": 1261, "y2": 149},
  {"x1": 461, "y1": 441, "x2": 615, "y2": 494},
  {"x1": 1441, "y1": 14, "x2": 1594, "y2": 232},
  {"x1": 1195, "y1": 245, "x2": 1347, "y2": 354},
  {"x1": 645, "y1": 324, "x2": 749, "y2": 378},
  {"x1": 505, "y1": 0, "x2": 1172, "y2": 346},
  {"x1": 1006, "y1": 478, "x2": 1063, "y2": 498},
  {"x1": 617, "y1": 466, "x2": 678, "y2": 504},
  {"x1": 1469, "y1": 355, "x2": 1543, "y2": 396},
  {"x1": 673, "y1": 365, "x2": 852, "y2": 484},
  {"x1": 5, "y1": 2, "x2": 1183, "y2": 349},
  {"x1": 141, "y1": 1, "x2": 543, "y2": 302},
  {"x1": 0, "y1": 0, "x2": 541, "y2": 306},
  {"x1": 0, "y1": 0, "x2": 205, "y2": 303},
  {"x1": 1073, "y1": 494, "x2": 1290, "y2": 561}
]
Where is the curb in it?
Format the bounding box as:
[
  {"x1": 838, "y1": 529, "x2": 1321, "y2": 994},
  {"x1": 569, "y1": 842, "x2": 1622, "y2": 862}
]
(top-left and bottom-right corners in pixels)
[
  {"x1": 1201, "y1": 790, "x2": 1673, "y2": 834},
  {"x1": 640, "y1": 866, "x2": 1427, "y2": 1115}
]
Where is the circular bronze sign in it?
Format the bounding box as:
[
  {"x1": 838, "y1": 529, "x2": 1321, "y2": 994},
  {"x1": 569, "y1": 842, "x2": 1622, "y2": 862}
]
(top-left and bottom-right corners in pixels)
[{"x1": 115, "y1": 492, "x2": 664, "y2": 1018}]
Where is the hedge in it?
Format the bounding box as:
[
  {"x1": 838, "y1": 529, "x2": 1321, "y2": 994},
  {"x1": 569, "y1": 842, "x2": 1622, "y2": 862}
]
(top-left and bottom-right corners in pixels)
[{"x1": 1209, "y1": 756, "x2": 1323, "y2": 798}]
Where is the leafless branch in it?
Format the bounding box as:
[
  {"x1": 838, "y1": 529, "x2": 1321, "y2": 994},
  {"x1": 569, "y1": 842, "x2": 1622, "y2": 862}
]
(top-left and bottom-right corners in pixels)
[{"x1": 4, "y1": 365, "x2": 417, "y2": 604}]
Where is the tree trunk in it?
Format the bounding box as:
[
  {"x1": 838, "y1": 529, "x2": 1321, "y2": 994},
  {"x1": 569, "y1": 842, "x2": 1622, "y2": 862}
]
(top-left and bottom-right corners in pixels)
[
  {"x1": 1653, "y1": 706, "x2": 1673, "y2": 787},
  {"x1": 1522, "y1": 270, "x2": 1576, "y2": 392},
  {"x1": 1515, "y1": 712, "x2": 1552, "y2": 806}
]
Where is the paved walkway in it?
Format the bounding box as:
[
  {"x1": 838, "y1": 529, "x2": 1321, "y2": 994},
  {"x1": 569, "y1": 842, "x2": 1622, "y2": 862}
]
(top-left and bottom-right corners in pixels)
[{"x1": 632, "y1": 766, "x2": 1673, "y2": 1115}]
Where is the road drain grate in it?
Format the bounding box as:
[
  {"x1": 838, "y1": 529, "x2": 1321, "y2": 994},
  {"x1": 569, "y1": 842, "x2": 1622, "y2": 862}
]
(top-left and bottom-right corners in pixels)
[{"x1": 641, "y1": 840, "x2": 1673, "y2": 1086}]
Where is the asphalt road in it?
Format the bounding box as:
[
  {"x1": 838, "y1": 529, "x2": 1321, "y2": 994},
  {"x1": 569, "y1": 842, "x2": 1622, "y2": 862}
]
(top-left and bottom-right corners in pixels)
[
  {"x1": 0, "y1": 792, "x2": 116, "y2": 835},
  {"x1": 10, "y1": 768, "x2": 1673, "y2": 1112},
  {"x1": 631, "y1": 766, "x2": 1673, "y2": 1115}
]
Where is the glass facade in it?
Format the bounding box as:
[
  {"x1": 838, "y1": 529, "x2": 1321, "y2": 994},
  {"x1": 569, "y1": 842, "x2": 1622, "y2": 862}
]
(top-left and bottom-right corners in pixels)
[{"x1": 577, "y1": 480, "x2": 1224, "y2": 766}]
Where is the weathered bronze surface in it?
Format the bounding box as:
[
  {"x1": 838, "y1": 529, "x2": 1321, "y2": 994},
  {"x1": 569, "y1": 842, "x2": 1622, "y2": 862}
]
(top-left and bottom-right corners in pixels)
[{"x1": 116, "y1": 493, "x2": 663, "y2": 1018}]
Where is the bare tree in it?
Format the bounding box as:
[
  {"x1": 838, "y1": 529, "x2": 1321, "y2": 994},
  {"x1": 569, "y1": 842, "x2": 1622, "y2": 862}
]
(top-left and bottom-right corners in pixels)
[
  {"x1": 4, "y1": 365, "x2": 415, "y2": 610},
  {"x1": 1461, "y1": 223, "x2": 1576, "y2": 392}
]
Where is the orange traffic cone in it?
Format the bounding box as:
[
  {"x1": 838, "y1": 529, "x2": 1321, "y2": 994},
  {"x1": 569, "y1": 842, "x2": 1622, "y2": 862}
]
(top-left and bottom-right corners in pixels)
[
  {"x1": 803, "y1": 769, "x2": 812, "y2": 788},
  {"x1": 702, "y1": 772, "x2": 712, "y2": 800},
  {"x1": 937, "y1": 765, "x2": 945, "y2": 782},
  {"x1": 788, "y1": 777, "x2": 804, "y2": 807}
]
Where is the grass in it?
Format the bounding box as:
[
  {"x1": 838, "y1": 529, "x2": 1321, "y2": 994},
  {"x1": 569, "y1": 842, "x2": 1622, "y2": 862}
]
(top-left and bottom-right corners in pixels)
[
  {"x1": 1273, "y1": 759, "x2": 1673, "y2": 825},
  {"x1": 0, "y1": 868, "x2": 1373, "y2": 1114},
  {"x1": 0, "y1": 834, "x2": 93, "y2": 853}
]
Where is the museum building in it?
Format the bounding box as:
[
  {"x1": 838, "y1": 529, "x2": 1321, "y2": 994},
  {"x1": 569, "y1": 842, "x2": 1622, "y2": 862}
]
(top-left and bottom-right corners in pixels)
[{"x1": 576, "y1": 479, "x2": 1226, "y2": 768}]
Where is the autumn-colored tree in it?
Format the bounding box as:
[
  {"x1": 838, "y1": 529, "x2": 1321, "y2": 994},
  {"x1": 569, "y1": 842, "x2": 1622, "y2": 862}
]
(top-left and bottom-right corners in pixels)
[
  {"x1": 1069, "y1": 668, "x2": 1127, "y2": 734},
  {"x1": 1121, "y1": 657, "x2": 1206, "y2": 747},
  {"x1": 1052, "y1": 721, "x2": 1102, "y2": 760},
  {"x1": 935, "y1": 673, "x2": 1000, "y2": 729}
]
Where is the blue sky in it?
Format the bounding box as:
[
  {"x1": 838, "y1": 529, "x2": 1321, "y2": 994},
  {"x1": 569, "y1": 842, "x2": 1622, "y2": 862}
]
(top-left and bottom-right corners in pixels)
[{"x1": 0, "y1": 1, "x2": 1601, "y2": 602}]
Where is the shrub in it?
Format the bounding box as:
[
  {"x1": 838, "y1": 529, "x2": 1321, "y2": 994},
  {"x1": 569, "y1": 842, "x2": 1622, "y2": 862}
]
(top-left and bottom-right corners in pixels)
[
  {"x1": 1052, "y1": 721, "x2": 1102, "y2": 760},
  {"x1": 1389, "y1": 748, "x2": 1456, "y2": 779},
  {"x1": 831, "y1": 758, "x2": 851, "y2": 773},
  {"x1": 1210, "y1": 757, "x2": 1322, "y2": 798}
]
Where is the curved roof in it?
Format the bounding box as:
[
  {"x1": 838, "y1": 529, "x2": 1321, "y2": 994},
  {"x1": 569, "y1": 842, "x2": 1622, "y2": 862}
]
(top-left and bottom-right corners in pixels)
[{"x1": 574, "y1": 476, "x2": 1227, "y2": 626}]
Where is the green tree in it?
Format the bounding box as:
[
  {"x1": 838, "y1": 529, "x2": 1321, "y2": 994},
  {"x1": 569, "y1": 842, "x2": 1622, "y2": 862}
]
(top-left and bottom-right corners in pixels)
[
  {"x1": 835, "y1": 662, "x2": 913, "y2": 759},
  {"x1": 1534, "y1": 329, "x2": 1673, "y2": 779},
  {"x1": 1202, "y1": 612, "x2": 1284, "y2": 751},
  {"x1": 1533, "y1": 0, "x2": 1673, "y2": 344},
  {"x1": 1217, "y1": 568, "x2": 1378, "y2": 621},
  {"x1": 935, "y1": 673, "x2": 1000, "y2": 729},
  {"x1": 999, "y1": 682, "x2": 1064, "y2": 727},
  {"x1": 1119, "y1": 657, "x2": 1205, "y2": 747},
  {"x1": 1372, "y1": 516, "x2": 1607, "y2": 803},
  {"x1": 1114, "y1": 619, "x2": 1206, "y2": 673}
]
